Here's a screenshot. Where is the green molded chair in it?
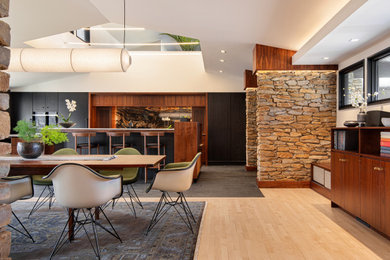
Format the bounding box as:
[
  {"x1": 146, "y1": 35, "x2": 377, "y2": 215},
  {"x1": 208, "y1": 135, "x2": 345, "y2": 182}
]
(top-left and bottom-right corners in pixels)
[
  {"x1": 28, "y1": 148, "x2": 78, "y2": 218},
  {"x1": 99, "y1": 148, "x2": 143, "y2": 216}
]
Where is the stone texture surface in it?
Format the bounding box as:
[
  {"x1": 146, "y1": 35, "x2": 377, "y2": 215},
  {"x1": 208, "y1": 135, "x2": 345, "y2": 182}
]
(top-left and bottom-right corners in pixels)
[
  {"x1": 256, "y1": 71, "x2": 336, "y2": 181},
  {"x1": 0, "y1": 111, "x2": 9, "y2": 140},
  {"x1": 0, "y1": 47, "x2": 9, "y2": 70},
  {"x1": 0, "y1": 229, "x2": 11, "y2": 258},
  {"x1": 246, "y1": 88, "x2": 257, "y2": 168},
  {"x1": 0, "y1": 0, "x2": 8, "y2": 18},
  {"x1": 0, "y1": 93, "x2": 8, "y2": 110},
  {"x1": 0, "y1": 183, "x2": 9, "y2": 202},
  {"x1": 0, "y1": 21, "x2": 9, "y2": 46},
  {"x1": 0, "y1": 5, "x2": 10, "y2": 257},
  {"x1": 0, "y1": 72, "x2": 9, "y2": 92},
  {"x1": 0, "y1": 204, "x2": 10, "y2": 227},
  {"x1": 0, "y1": 163, "x2": 9, "y2": 178},
  {"x1": 0, "y1": 143, "x2": 10, "y2": 155}
]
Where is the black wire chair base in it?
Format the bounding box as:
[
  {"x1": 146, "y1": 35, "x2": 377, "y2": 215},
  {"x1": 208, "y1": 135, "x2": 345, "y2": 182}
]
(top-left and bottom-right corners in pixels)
[
  {"x1": 50, "y1": 207, "x2": 122, "y2": 259},
  {"x1": 145, "y1": 192, "x2": 196, "y2": 235},
  {"x1": 8, "y1": 211, "x2": 35, "y2": 243},
  {"x1": 104, "y1": 184, "x2": 143, "y2": 217},
  {"x1": 28, "y1": 185, "x2": 55, "y2": 218}
]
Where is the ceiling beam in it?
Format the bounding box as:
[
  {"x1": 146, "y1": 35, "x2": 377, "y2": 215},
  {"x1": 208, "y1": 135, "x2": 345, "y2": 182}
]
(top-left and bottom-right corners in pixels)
[{"x1": 253, "y1": 44, "x2": 338, "y2": 72}]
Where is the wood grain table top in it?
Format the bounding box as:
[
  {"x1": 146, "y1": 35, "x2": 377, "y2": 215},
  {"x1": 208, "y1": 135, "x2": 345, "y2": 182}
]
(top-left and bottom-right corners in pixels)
[{"x1": 0, "y1": 154, "x2": 166, "y2": 168}]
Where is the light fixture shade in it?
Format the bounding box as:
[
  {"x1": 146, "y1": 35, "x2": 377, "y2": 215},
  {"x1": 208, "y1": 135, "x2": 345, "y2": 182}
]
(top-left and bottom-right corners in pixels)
[{"x1": 8, "y1": 48, "x2": 131, "y2": 72}]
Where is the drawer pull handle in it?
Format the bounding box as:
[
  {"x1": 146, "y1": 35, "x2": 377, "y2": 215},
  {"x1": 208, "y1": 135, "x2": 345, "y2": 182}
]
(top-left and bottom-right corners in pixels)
[
  {"x1": 373, "y1": 167, "x2": 384, "y2": 171},
  {"x1": 339, "y1": 159, "x2": 347, "y2": 162}
]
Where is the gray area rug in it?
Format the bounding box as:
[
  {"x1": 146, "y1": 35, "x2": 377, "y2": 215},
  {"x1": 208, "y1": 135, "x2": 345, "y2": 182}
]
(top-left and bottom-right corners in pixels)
[
  {"x1": 138, "y1": 165, "x2": 263, "y2": 198},
  {"x1": 10, "y1": 200, "x2": 205, "y2": 260}
]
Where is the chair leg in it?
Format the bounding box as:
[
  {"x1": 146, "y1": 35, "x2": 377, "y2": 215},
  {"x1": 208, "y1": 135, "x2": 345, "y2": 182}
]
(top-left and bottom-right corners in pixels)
[
  {"x1": 8, "y1": 211, "x2": 35, "y2": 242},
  {"x1": 129, "y1": 184, "x2": 143, "y2": 209},
  {"x1": 50, "y1": 207, "x2": 121, "y2": 259},
  {"x1": 146, "y1": 192, "x2": 195, "y2": 235},
  {"x1": 28, "y1": 185, "x2": 54, "y2": 218}
]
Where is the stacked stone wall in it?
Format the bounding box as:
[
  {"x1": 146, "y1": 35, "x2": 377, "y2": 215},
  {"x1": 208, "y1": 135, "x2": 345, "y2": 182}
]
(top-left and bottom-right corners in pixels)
[
  {"x1": 0, "y1": 0, "x2": 11, "y2": 257},
  {"x1": 246, "y1": 88, "x2": 257, "y2": 168},
  {"x1": 256, "y1": 71, "x2": 336, "y2": 181}
]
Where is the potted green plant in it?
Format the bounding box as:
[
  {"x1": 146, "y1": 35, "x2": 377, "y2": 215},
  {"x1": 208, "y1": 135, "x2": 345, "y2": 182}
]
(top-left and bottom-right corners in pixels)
[
  {"x1": 14, "y1": 120, "x2": 68, "y2": 159},
  {"x1": 58, "y1": 99, "x2": 77, "y2": 128}
]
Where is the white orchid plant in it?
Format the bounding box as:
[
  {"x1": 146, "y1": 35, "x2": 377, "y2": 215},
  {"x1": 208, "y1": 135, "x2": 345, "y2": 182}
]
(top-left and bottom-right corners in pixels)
[
  {"x1": 350, "y1": 91, "x2": 378, "y2": 113},
  {"x1": 58, "y1": 99, "x2": 77, "y2": 122}
]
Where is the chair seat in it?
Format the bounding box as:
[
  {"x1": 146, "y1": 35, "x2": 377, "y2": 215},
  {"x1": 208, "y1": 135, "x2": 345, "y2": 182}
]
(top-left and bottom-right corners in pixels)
[
  {"x1": 99, "y1": 168, "x2": 138, "y2": 185},
  {"x1": 164, "y1": 162, "x2": 190, "y2": 169},
  {"x1": 32, "y1": 175, "x2": 52, "y2": 185}
]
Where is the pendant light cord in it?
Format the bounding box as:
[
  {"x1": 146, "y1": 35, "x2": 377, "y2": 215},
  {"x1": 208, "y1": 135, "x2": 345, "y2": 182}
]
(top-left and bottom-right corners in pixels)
[{"x1": 123, "y1": 0, "x2": 126, "y2": 49}]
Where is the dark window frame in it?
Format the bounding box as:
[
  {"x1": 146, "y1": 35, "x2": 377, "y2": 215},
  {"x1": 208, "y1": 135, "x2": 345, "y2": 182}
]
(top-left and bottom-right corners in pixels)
[
  {"x1": 368, "y1": 46, "x2": 390, "y2": 105},
  {"x1": 338, "y1": 60, "x2": 365, "y2": 110}
]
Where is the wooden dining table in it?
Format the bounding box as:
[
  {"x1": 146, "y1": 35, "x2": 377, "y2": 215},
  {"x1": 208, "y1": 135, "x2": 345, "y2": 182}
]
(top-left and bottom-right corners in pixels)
[{"x1": 0, "y1": 154, "x2": 166, "y2": 240}]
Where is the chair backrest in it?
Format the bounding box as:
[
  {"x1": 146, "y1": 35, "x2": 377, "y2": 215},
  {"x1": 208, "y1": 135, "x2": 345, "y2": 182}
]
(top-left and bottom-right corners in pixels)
[
  {"x1": 0, "y1": 176, "x2": 33, "y2": 204},
  {"x1": 106, "y1": 132, "x2": 130, "y2": 137},
  {"x1": 52, "y1": 148, "x2": 78, "y2": 155},
  {"x1": 114, "y1": 148, "x2": 141, "y2": 179},
  {"x1": 152, "y1": 152, "x2": 201, "y2": 193},
  {"x1": 44, "y1": 163, "x2": 122, "y2": 209}
]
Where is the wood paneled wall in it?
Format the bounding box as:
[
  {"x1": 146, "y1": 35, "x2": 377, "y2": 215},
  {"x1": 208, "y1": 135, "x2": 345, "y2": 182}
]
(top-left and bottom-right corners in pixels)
[
  {"x1": 91, "y1": 93, "x2": 206, "y2": 107},
  {"x1": 244, "y1": 70, "x2": 257, "y2": 89},
  {"x1": 253, "y1": 44, "x2": 338, "y2": 72}
]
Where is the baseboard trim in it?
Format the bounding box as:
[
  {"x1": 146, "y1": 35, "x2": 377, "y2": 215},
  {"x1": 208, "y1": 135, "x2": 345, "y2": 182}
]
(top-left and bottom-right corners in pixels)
[
  {"x1": 245, "y1": 165, "x2": 257, "y2": 171},
  {"x1": 310, "y1": 181, "x2": 331, "y2": 199},
  {"x1": 257, "y1": 180, "x2": 311, "y2": 188}
]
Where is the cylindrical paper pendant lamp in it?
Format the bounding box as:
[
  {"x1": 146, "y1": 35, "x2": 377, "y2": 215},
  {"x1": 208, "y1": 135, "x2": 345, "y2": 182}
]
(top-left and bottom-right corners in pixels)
[{"x1": 8, "y1": 48, "x2": 131, "y2": 72}]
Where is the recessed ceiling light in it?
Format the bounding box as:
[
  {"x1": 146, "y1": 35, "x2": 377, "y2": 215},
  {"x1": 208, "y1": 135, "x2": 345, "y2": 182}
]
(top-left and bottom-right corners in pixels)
[
  {"x1": 349, "y1": 38, "x2": 359, "y2": 42},
  {"x1": 219, "y1": 70, "x2": 223, "y2": 73},
  {"x1": 219, "y1": 59, "x2": 225, "y2": 63},
  {"x1": 323, "y1": 57, "x2": 329, "y2": 60},
  {"x1": 220, "y1": 50, "x2": 226, "y2": 54}
]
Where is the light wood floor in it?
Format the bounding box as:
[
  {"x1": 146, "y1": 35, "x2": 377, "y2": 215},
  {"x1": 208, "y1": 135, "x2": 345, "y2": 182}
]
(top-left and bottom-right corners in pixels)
[{"x1": 187, "y1": 189, "x2": 390, "y2": 260}]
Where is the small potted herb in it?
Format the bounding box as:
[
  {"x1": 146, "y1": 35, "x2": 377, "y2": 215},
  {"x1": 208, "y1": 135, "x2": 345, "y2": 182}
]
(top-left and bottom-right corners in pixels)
[
  {"x1": 58, "y1": 99, "x2": 77, "y2": 128},
  {"x1": 14, "y1": 120, "x2": 68, "y2": 159}
]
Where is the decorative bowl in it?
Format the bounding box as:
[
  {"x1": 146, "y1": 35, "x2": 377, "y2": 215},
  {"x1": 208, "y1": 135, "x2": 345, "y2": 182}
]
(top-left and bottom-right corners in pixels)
[
  {"x1": 381, "y1": 118, "x2": 390, "y2": 127},
  {"x1": 17, "y1": 142, "x2": 44, "y2": 159},
  {"x1": 343, "y1": 120, "x2": 359, "y2": 127},
  {"x1": 59, "y1": 122, "x2": 76, "y2": 128}
]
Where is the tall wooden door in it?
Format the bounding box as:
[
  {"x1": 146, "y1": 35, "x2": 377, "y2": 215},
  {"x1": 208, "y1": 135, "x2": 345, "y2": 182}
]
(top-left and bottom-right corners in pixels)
[
  {"x1": 343, "y1": 153, "x2": 360, "y2": 217},
  {"x1": 207, "y1": 93, "x2": 245, "y2": 164},
  {"x1": 361, "y1": 157, "x2": 385, "y2": 231},
  {"x1": 331, "y1": 151, "x2": 344, "y2": 207}
]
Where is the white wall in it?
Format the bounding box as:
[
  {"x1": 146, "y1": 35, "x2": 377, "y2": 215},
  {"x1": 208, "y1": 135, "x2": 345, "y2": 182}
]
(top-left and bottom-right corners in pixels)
[
  {"x1": 10, "y1": 52, "x2": 244, "y2": 93},
  {"x1": 337, "y1": 35, "x2": 390, "y2": 126}
]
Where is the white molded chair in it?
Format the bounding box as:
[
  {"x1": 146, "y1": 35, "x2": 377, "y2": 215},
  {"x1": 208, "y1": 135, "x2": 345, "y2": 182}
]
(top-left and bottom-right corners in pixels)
[
  {"x1": 0, "y1": 175, "x2": 35, "y2": 242},
  {"x1": 43, "y1": 163, "x2": 123, "y2": 259},
  {"x1": 145, "y1": 152, "x2": 201, "y2": 234}
]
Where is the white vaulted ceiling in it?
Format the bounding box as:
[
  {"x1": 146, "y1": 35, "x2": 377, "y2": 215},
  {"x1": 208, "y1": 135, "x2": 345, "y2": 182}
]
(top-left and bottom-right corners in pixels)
[{"x1": 5, "y1": 0, "x2": 352, "y2": 89}]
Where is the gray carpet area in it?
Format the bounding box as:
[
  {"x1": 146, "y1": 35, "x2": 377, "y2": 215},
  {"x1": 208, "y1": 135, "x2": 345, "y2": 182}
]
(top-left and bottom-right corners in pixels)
[{"x1": 135, "y1": 165, "x2": 263, "y2": 198}]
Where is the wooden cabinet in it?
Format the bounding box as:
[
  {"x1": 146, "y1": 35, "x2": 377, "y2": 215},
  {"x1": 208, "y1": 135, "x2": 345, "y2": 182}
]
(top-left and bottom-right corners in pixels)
[
  {"x1": 331, "y1": 151, "x2": 360, "y2": 216},
  {"x1": 174, "y1": 122, "x2": 202, "y2": 179},
  {"x1": 331, "y1": 127, "x2": 390, "y2": 238},
  {"x1": 360, "y1": 157, "x2": 386, "y2": 232}
]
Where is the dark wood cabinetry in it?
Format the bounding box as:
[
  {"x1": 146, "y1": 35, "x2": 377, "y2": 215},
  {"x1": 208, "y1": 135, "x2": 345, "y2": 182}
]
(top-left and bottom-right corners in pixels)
[
  {"x1": 331, "y1": 151, "x2": 360, "y2": 216},
  {"x1": 360, "y1": 157, "x2": 386, "y2": 232},
  {"x1": 331, "y1": 127, "x2": 390, "y2": 238},
  {"x1": 32, "y1": 92, "x2": 58, "y2": 112}
]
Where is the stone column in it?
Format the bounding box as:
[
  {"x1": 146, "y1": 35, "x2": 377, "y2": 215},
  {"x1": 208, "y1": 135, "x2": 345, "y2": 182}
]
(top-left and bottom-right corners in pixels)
[
  {"x1": 256, "y1": 71, "x2": 336, "y2": 183},
  {"x1": 0, "y1": 0, "x2": 11, "y2": 258},
  {"x1": 246, "y1": 88, "x2": 257, "y2": 170}
]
